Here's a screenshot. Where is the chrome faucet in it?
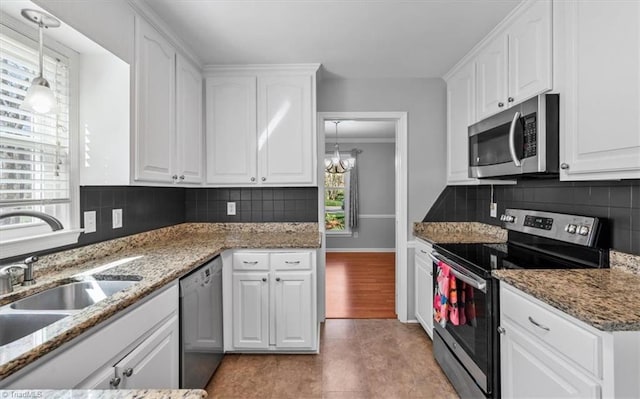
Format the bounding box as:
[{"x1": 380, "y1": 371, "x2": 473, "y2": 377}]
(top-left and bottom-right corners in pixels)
[
  {"x1": 0, "y1": 211, "x2": 64, "y2": 231},
  {"x1": 0, "y1": 256, "x2": 39, "y2": 295}
]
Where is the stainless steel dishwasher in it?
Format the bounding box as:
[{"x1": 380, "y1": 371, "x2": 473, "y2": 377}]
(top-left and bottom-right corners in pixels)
[{"x1": 179, "y1": 256, "x2": 223, "y2": 388}]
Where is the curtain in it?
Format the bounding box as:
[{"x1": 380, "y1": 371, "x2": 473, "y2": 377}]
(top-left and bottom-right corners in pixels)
[{"x1": 348, "y1": 149, "x2": 359, "y2": 230}]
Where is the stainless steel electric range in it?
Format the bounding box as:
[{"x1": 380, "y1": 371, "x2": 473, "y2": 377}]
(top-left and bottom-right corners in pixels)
[{"x1": 429, "y1": 209, "x2": 609, "y2": 399}]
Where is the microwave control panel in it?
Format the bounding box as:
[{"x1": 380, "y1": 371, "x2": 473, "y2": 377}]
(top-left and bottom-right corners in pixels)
[{"x1": 523, "y1": 115, "x2": 537, "y2": 158}]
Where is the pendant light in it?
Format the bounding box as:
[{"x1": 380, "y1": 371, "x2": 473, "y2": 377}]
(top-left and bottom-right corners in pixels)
[
  {"x1": 325, "y1": 121, "x2": 355, "y2": 174},
  {"x1": 19, "y1": 9, "x2": 61, "y2": 115}
]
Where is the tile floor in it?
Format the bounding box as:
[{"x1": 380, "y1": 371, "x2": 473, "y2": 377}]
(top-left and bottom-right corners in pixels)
[{"x1": 206, "y1": 319, "x2": 459, "y2": 399}]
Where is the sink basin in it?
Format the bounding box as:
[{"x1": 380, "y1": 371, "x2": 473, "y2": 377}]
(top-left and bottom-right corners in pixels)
[
  {"x1": 10, "y1": 280, "x2": 138, "y2": 311},
  {"x1": 0, "y1": 313, "x2": 68, "y2": 346}
]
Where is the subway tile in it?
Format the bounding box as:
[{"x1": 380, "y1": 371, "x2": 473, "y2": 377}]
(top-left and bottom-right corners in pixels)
[
  {"x1": 632, "y1": 184, "x2": 640, "y2": 209},
  {"x1": 85, "y1": 189, "x2": 101, "y2": 209},
  {"x1": 241, "y1": 188, "x2": 252, "y2": 201},
  {"x1": 611, "y1": 228, "x2": 632, "y2": 254},
  {"x1": 262, "y1": 211, "x2": 274, "y2": 222},
  {"x1": 262, "y1": 189, "x2": 273, "y2": 200},
  {"x1": 251, "y1": 189, "x2": 263, "y2": 200},
  {"x1": 229, "y1": 189, "x2": 241, "y2": 201},
  {"x1": 589, "y1": 187, "x2": 610, "y2": 207},
  {"x1": 632, "y1": 208, "x2": 640, "y2": 232},
  {"x1": 631, "y1": 231, "x2": 640, "y2": 255},
  {"x1": 251, "y1": 201, "x2": 263, "y2": 212},
  {"x1": 609, "y1": 207, "x2": 631, "y2": 231},
  {"x1": 273, "y1": 189, "x2": 284, "y2": 200},
  {"x1": 185, "y1": 189, "x2": 197, "y2": 202},
  {"x1": 251, "y1": 211, "x2": 263, "y2": 222},
  {"x1": 610, "y1": 185, "x2": 631, "y2": 208}
]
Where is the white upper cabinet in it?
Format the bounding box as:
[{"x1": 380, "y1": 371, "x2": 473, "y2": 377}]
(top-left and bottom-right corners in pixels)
[
  {"x1": 134, "y1": 16, "x2": 176, "y2": 183},
  {"x1": 204, "y1": 65, "x2": 319, "y2": 186},
  {"x1": 176, "y1": 54, "x2": 204, "y2": 184},
  {"x1": 446, "y1": 61, "x2": 478, "y2": 184},
  {"x1": 205, "y1": 77, "x2": 258, "y2": 184},
  {"x1": 134, "y1": 16, "x2": 204, "y2": 185},
  {"x1": 475, "y1": 0, "x2": 552, "y2": 121},
  {"x1": 555, "y1": 0, "x2": 640, "y2": 181}
]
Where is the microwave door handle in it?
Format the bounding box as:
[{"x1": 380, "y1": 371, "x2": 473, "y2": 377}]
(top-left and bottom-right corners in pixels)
[{"x1": 509, "y1": 111, "x2": 522, "y2": 167}]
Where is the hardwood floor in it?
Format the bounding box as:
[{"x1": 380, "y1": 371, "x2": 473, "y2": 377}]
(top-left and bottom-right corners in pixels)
[{"x1": 325, "y1": 252, "x2": 396, "y2": 319}]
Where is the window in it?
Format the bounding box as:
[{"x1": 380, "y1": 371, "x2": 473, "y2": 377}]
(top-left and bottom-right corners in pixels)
[
  {"x1": 0, "y1": 18, "x2": 79, "y2": 256},
  {"x1": 324, "y1": 170, "x2": 350, "y2": 234}
]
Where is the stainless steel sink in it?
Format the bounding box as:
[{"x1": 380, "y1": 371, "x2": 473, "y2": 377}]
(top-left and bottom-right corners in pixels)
[
  {"x1": 0, "y1": 313, "x2": 68, "y2": 346},
  {"x1": 9, "y1": 280, "x2": 138, "y2": 311}
]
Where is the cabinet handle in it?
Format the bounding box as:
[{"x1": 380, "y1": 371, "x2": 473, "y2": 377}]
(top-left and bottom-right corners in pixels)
[
  {"x1": 276, "y1": 277, "x2": 281, "y2": 282},
  {"x1": 420, "y1": 250, "x2": 428, "y2": 254},
  {"x1": 110, "y1": 376, "x2": 121, "y2": 388},
  {"x1": 243, "y1": 261, "x2": 258, "y2": 265},
  {"x1": 172, "y1": 174, "x2": 178, "y2": 180},
  {"x1": 123, "y1": 368, "x2": 134, "y2": 377},
  {"x1": 508, "y1": 97, "x2": 514, "y2": 103},
  {"x1": 285, "y1": 260, "x2": 300, "y2": 264},
  {"x1": 528, "y1": 316, "x2": 550, "y2": 331},
  {"x1": 261, "y1": 177, "x2": 266, "y2": 182},
  {"x1": 560, "y1": 163, "x2": 569, "y2": 170},
  {"x1": 250, "y1": 177, "x2": 256, "y2": 182},
  {"x1": 179, "y1": 175, "x2": 185, "y2": 180},
  {"x1": 262, "y1": 277, "x2": 267, "y2": 282},
  {"x1": 498, "y1": 102, "x2": 504, "y2": 108}
]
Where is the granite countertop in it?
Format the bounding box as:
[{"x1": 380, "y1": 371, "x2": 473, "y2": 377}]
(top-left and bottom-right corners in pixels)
[
  {"x1": 493, "y1": 268, "x2": 640, "y2": 331},
  {"x1": 413, "y1": 222, "x2": 507, "y2": 244},
  {"x1": 0, "y1": 223, "x2": 321, "y2": 380},
  {"x1": 2, "y1": 389, "x2": 207, "y2": 398}
]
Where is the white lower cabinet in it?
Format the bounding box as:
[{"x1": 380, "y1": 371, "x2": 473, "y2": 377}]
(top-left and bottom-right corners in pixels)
[
  {"x1": 225, "y1": 250, "x2": 317, "y2": 352},
  {"x1": 414, "y1": 239, "x2": 434, "y2": 339},
  {"x1": 2, "y1": 283, "x2": 179, "y2": 389},
  {"x1": 500, "y1": 282, "x2": 640, "y2": 399}
]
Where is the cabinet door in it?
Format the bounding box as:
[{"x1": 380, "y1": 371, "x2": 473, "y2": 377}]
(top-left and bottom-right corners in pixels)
[
  {"x1": 507, "y1": 0, "x2": 552, "y2": 104},
  {"x1": 414, "y1": 255, "x2": 433, "y2": 338},
  {"x1": 77, "y1": 368, "x2": 114, "y2": 389},
  {"x1": 557, "y1": 0, "x2": 640, "y2": 180},
  {"x1": 117, "y1": 313, "x2": 180, "y2": 389},
  {"x1": 134, "y1": 17, "x2": 176, "y2": 183},
  {"x1": 446, "y1": 62, "x2": 477, "y2": 184},
  {"x1": 232, "y1": 272, "x2": 269, "y2": 349},
  {"x1": 500, "y1": 319, "x2": 601, "y2": 399},
  {"x1": 257, "y1": 75, "x2": 314, "y2": 185},
  {"x1": 205, "y1": 76, "x2": 258, "y2": 184},
  {"x1": 176, "y1": 54, "x2": 203, "y2": 184},
  {"x1": 274, "y1": 271, "x2": 314, "y2": 348},
  {"x1": 476, "y1": 35, "x2": 508, "y2": 121}
]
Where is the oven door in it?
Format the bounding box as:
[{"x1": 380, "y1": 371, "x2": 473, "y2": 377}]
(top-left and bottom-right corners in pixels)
[{"x1": 430, "y1": 252, "x2": 492, "y2": 395}]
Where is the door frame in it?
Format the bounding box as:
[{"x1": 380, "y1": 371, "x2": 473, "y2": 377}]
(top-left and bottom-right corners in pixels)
[{"x1": 317, "y1": 111, "x2": 409, "y2": 322}]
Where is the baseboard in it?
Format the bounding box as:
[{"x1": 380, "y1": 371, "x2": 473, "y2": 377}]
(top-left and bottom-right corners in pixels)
[{"x1": 326, "y1": 248, "x2": 396, "y2": 253}]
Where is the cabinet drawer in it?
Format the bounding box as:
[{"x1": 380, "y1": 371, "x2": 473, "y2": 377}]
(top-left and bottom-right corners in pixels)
[
  {"x1": 501, "y1": 284, "x2": 602, "y2": 378},
  {"x1": 271, "y1": 252, "x2": 311, "y2": 270},
  {"x1": 233, "y1": 253, "x2": 269, "y2": 271},
  {"x1": 415, "y1": 240, "x2": 433, "y2": 263}
]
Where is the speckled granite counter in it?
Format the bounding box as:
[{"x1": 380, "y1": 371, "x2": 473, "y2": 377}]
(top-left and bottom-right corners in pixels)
[
  {"x1": 0, "y1": 389, "x2": 207, "y2": 398},
  {"x1": 413, "y1": 222, "x2": 507, "y2": 244},
  {"x1": 0, "y1": 223, "x2": 321, "y2": 380}
]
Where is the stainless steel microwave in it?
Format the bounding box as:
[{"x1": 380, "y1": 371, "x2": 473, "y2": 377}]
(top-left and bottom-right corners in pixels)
[{"x1": 468, "y1": 94, "x2": 559, "y2": 178}]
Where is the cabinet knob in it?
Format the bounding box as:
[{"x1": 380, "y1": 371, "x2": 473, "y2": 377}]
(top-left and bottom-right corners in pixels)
[
  {"x1": 179, "y1": 175, "x2": 185, "y2": 180},
  {"x1": 276, "y1": 277, "x2": 281, "y2": 282},
  {"x1": 497, "y1": 326, "x2": 506, "y2": 335},
  {"x1": 560, "y1": 163, "x2": 570, "y2": 170},
  {"x1": 261, "y1": 177, "x2": 266, "y2": 182},
  {"x1": 123, "y1": 368, "x2": 134, "y2": 377},
  {"x1": 498, "y1": 102, "x2": 504, "y2": 108},
  {"x1": 429, "y1": 271, "x2": 433, "y2": 276},
  {"x1": 110, "y1": 376, "x2": 121, "y2": 388},
  {"x1": 172, "y1": 174, "x2": 178, "y2": 180},
  {"x1": 262, "y1": 277, "x2": 267, "y2": 282},
  {"x1": 508, "y1": 97, "x2": 514, "y2": 103},
  {"x1": 250, "y1": 177, "x2": 256, "y2": 182}
]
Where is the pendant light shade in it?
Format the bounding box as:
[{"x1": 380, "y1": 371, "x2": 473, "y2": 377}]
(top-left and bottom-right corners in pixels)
[
  {"x1": 19, "y1": 9, "x2": 60, "y2": 115},
  {"x1": 325, "y1": 121, "x2": 355, "y2": 174}
]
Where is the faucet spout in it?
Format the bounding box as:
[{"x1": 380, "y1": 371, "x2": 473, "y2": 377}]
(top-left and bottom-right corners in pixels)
[{"x1": 0, "y1": 211, "x2": 64, "y2": 231}]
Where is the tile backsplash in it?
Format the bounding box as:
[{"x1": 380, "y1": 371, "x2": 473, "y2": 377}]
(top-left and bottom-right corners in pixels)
[{"x1": 424, "y1": 179, "x2": 640, "y2": 255}]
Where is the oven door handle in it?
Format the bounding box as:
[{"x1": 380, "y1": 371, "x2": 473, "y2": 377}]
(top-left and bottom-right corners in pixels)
[
  {"x1": 429, "y1": 252, "x2": 487, "y2": 293},
  {"x1": 509, "y1": 111, "x2": 522, "y2": 167}
]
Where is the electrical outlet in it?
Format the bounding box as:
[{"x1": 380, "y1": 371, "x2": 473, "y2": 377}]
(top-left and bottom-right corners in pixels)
[
  {"x1": 84, "y1": 211, "x2": 96, "y2": 233},
  {"x1": 112, "y1": 209, "x2": 123, "y2": 229},
  {"x1": 227, "y1": 202, "x2": 236, "y2": 216},
  {"x1": 490, "y1": 202, "x2": 498, "y2": 218}
]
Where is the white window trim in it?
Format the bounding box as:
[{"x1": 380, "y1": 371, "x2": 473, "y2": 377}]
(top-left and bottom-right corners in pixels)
[
  {"x1": 0, "y1": 12, "x2": 81, "y2": 260},
  {"x1": 324, "y1": 155, "x2": 351, "y2": 236}
]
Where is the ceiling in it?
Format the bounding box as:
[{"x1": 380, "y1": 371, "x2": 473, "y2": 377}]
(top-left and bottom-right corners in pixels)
[
  {"x1": 144, "y1": 0, "x2": 521, "y2": 79},
  {"x1": 324, "y1": 120, "x2": 395, "y2": 141}
]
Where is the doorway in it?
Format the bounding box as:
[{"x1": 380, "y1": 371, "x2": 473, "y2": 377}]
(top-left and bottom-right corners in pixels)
[{"x1": 317, "y1": 112, "x2": 408, "y2": 322}]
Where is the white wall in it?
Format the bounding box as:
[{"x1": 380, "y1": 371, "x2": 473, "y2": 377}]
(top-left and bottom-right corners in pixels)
[
  {"x1": 326, "y1": 142, "x2": 396, "y2": 250},
  {"x1": 79, "y1": 54, "x2": 130, "y2": 185},
  {"x1": 318, "y1": 78, "x2": 447, "y2": 319}
]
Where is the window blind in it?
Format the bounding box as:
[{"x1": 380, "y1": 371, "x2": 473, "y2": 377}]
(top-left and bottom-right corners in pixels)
[{"x1": 0, "y1": 28, "x2": 70, "y2": 226}]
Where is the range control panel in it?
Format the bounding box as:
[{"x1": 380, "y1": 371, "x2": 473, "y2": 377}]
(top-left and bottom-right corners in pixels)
[{"x1": 500, "y1": 209, "x2": 599, "y2": 247}]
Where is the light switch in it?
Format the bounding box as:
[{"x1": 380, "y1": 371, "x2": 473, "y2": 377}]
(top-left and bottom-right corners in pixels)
[
  {"x1": 84, "y1": 211, "x2": 96, "y2": 233},
  {"x1": 112, "y1": 209, "x2": 123, "y2": 229},
  {"x1": 227, "y1": 202, "x2": 236, "y2": 216}
]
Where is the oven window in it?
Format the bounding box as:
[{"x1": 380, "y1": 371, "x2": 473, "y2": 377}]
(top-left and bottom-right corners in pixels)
[{"x1": 469, "y1": 119, "x2": 524, "y2": 166}]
